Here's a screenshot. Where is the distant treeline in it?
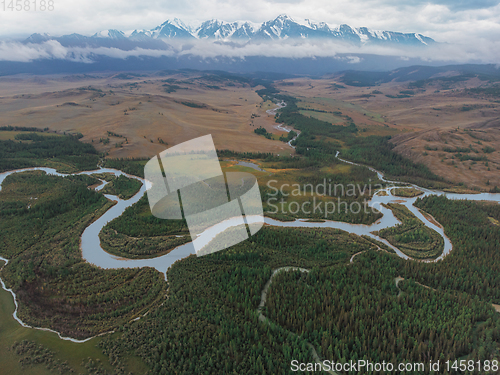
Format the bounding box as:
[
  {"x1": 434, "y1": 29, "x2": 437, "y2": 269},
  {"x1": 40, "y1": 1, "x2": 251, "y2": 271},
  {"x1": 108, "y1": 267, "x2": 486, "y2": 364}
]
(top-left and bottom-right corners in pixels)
[
  {"x1": 340, "y1": 135, "x2": 445, "y2": 186},
  {"x1": 103, "y1": 158, "x2": 148, "y2": 178},
  {"x1": 467, "y1": 84, "x2": 500, "y2": 98},
  {"x1": 217, "y1": 149, "x2": 275, "y2": 160},
  {"x1": 0, "y1": 133, "x2": 98, "y2": 172},
  {"x1": 270, "y1": 93, "x2": 445, "y2": 186},
  {"x1": 254, "y1": 127, "x2": 273, "y2": 139},
  {"x1": 0, "y1": 125, "x2": 48, "y2": 132}
]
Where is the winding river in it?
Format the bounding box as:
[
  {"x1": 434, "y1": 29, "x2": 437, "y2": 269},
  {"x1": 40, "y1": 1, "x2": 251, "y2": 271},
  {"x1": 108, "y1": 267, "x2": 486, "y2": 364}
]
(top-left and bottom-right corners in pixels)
[{"x1": 1, "y1": 150, "x2": 500, "y2": 342}]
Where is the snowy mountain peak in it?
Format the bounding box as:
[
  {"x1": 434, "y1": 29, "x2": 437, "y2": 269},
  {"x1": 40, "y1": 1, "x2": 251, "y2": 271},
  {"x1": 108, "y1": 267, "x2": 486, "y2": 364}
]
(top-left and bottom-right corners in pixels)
[
  {"x1": 151, "y1": 19, "x2": 194, "y2": 39},
  {"x1": 23, "y1": 16, "x2": 436, "y2": 47},
  {"x1": 168, "y1": 18, "x2": 191, "y2": 32},
  {"x1": 129, "y1": 29, "x2": 153, "y2": 40},
  {"x1": 195, "y1": 19, "x2": 260, "y2": 40},
  {"x1": 92, "y1": 29, "x2": 126, "y2": 39},
  {"x1": 275, "y1": 14, "x2": 295, "y2": 22},
  {"x1": 24, "y1": 33, "x2": 52, "y2": 43},
  {"x1": 196, "y1": 19, "x2": 228, "y2": 39},
  {"x1": 305, "y1": 19, "x2": 331, "y2": 32}
]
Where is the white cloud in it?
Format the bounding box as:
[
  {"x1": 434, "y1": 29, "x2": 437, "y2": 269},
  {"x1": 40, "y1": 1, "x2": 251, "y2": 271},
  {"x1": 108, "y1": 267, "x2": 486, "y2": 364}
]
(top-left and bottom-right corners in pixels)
[
  {"x1": 0, "y1": 0, "x2": 499, "y2": 46},
  {"x1": 0, "y1": 40, "x2": 67, "y2": 62},
  {"x1": 0, "y1": 0, "x2": 498, "y2": 64},
  {"x1": 0, "y1": 40, "x2": 176, "y2": 62},
  {"x1": 2, "y1": 37, "x2": 500, "y2": 65}
]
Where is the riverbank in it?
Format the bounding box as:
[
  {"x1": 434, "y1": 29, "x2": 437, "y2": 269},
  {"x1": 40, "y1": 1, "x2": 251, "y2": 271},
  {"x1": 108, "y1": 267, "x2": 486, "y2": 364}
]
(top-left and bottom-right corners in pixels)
[{"x1": 0, "y1": 150, "x2": 499, "y2": 343}]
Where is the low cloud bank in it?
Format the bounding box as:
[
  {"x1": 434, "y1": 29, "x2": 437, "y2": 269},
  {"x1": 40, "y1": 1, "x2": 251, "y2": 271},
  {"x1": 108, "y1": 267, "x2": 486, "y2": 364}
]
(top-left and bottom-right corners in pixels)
[{"x1": 1, "y1": 38, "x2": 499, "y2": 65}]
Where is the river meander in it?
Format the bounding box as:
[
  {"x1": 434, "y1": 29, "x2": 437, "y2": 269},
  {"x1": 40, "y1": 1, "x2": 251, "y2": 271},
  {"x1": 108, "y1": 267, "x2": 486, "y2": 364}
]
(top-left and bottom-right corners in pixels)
[{"x1": 1, "y1": 154, "x2": 500, "y2": 341}]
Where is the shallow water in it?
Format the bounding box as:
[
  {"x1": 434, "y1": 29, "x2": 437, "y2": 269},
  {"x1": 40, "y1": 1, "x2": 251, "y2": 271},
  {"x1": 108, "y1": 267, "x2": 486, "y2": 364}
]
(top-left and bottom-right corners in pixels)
[
  {"x1": 234, "y1": 161, "x2": 267, "y2": 172},
  {"x1": 1, "y1": 162, "x2": 499, "y2": 278},
  {"x1": 1, "y1": 157, "x2": 500, "y2": 341}
]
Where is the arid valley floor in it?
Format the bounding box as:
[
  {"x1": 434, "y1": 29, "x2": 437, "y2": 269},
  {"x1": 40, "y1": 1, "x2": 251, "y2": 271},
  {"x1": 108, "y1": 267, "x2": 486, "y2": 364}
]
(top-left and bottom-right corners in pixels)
[{"x1": 1, "y1": 70, "x2": 499, "y2": 190}]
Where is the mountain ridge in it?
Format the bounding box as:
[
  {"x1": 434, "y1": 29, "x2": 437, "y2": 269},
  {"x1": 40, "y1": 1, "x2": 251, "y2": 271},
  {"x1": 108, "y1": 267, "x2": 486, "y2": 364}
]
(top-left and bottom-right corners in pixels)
[{"x1": 23, "y1": 14, "x2": 435, "y2": 48}]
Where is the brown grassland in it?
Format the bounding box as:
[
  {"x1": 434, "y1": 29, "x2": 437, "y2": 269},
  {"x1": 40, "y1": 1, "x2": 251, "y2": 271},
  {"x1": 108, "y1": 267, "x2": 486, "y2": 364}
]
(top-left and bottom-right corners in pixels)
[
  {"x1": 0, "y1": 73, "x2": 294, "y2": 159},
  {"x1": 1, "y1": 70, "x2": 500, "y2": 374},
  {"x1": 274, "y1": 76, "x2": 500, "y2": 190},
  {"x1": 1, "y1": 71, "x2": 499, "y2": 189}
]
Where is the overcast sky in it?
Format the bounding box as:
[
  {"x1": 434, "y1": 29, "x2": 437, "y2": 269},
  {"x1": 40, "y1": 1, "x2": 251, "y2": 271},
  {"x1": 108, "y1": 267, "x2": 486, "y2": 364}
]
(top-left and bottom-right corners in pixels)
[{"x1": 0, "y1": 0, "x2": 499, "y2": 43}]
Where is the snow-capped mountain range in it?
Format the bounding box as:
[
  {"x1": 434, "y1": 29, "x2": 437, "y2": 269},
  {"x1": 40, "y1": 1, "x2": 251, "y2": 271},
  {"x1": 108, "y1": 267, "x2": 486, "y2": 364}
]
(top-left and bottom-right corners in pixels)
[{"x1": 24, "y1": 14, "x2": 435, "y2": 48}]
